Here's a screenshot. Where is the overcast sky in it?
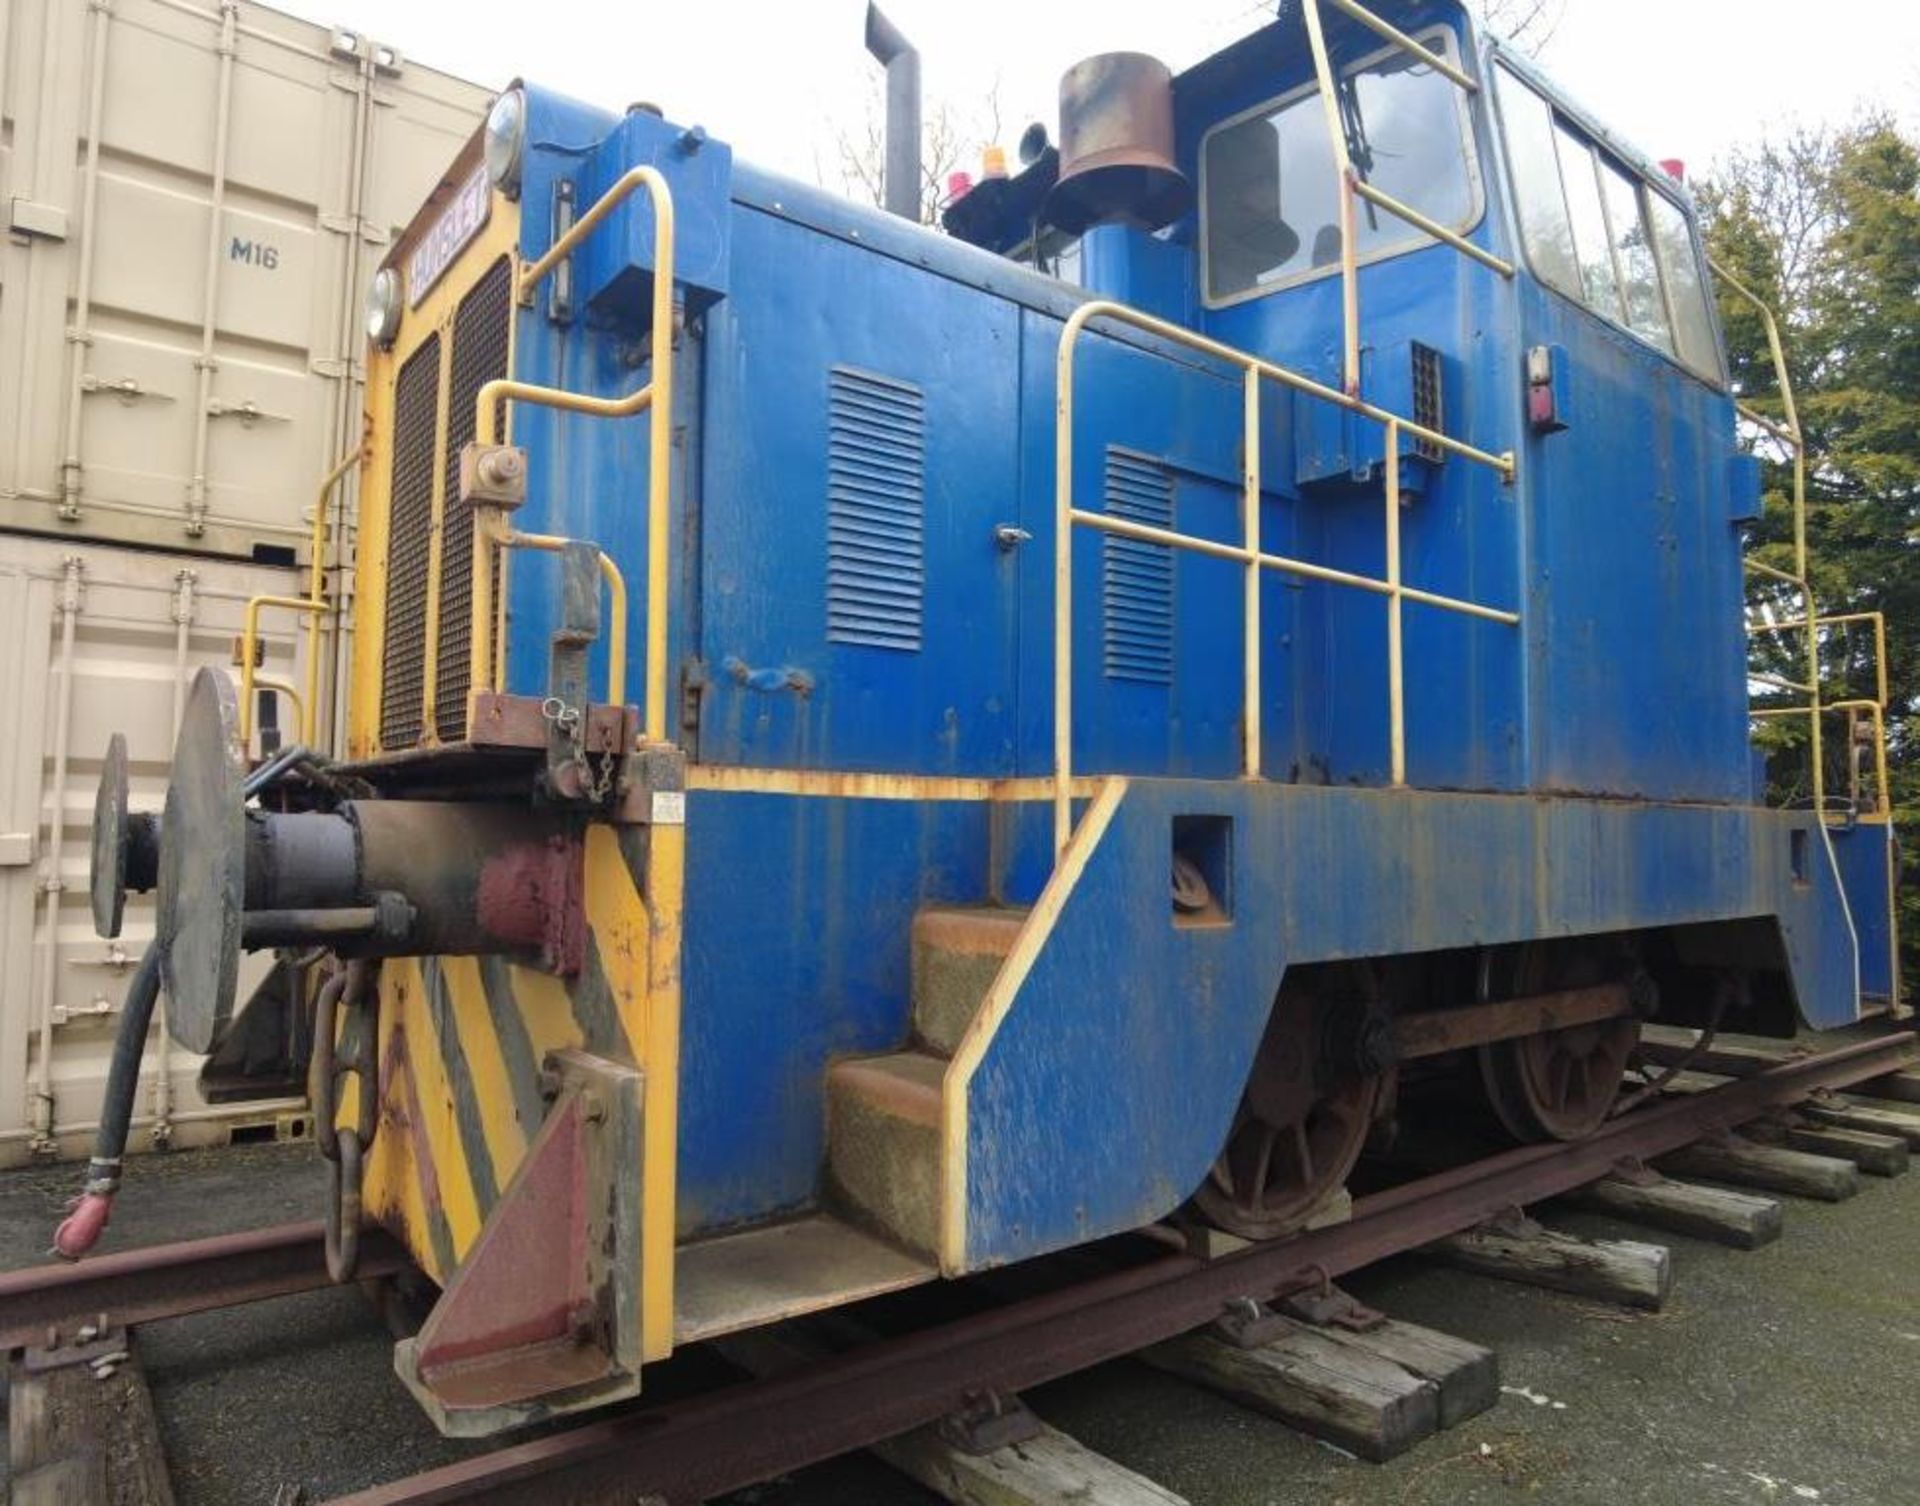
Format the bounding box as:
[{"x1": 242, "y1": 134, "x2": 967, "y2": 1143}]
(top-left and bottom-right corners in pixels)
[{"x1": 294, "y1": 0, "x2": 1920, "y2": 190}]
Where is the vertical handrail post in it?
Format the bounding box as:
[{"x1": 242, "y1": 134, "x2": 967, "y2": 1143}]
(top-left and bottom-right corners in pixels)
[
  {"x1": 1806, "y1": 591, "x2": 1824, "y2": 822},
  {"x1": 1385, "y1": 420, "x2": 1406, "y2": 785},
  {"x1": 1847, "y1": 706, "x2": 1862, "y2": 813},
  {"x1": 1872, "y1": 611, "x2": 1889, "y2": 708},
  {"x1": 1053, "y1": 310, "x2": 1083, "y2": 857},
  {"x1": 305, "y1": 446, "x2": 362, "y2": 748},
  {"x1": 1713, "y1": 260, "x2": 1822, "y2": 823},
  {"x1": 1243, "y1": 369, "x2": 1263, "y2": 779},
  {"x1": 1873, "y1": 704, "x2": 1891, "y2": 818},
  {"x1": 642, "y1": 177, "x2": 676, "y2": 744},
  {"x1": 1301, "y1": 0, "x2": 1362, "y2": 396}
]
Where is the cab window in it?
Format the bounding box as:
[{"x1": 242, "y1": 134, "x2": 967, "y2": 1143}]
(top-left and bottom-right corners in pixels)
[
  {"x1": 1645, "y1": 191, "x2": 1721, "y2": 378},
  {"x1": 1495, "y1": 64, "x2": 1724, "y2": 383},
  {"x1": 1202, "y1": 30, "x2": 1479, "y2": 306}
]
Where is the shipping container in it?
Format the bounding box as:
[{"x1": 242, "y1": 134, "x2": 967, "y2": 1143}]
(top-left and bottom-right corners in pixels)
[
  {"x1": 0, "y1": 0, "x2": 489, "y2": 560},
  {"x1": 0, "y1": 536, "x2": 313, "y2": 1163},
  {"x1": 0, "y1": 0, "x2": 490, "y2": 1161}
]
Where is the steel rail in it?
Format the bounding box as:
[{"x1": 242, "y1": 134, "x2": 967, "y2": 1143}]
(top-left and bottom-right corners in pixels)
[
  {"x1": 0, "y1": 1220, "x2": 408, "y2": 1351},
  {"x1": 319, "y1": 1031, "x2": 1913, "y2": 1506},
  {"x1": 0, "y1": 1034, "x2": 1902, "y2": 1490}
]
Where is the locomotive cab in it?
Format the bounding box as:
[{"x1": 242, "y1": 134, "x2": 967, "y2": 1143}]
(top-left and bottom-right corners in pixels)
[{"x1": 74, "y1": 0, "x2": 1892, "y2": 1438}]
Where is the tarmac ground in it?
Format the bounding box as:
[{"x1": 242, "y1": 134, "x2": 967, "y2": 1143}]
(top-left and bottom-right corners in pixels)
[{"x1": 2, "y1": 1132, "x2": 1917, "y2": 1505}]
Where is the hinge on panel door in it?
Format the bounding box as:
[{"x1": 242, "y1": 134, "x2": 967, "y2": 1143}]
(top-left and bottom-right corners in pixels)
[{"x1": 679, "y1": 658, "x2": 708, "y2": 755}]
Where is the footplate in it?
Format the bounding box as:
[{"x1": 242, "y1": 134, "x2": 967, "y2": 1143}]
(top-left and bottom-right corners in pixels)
[{"x1": 395, "y1": 1049, "x2": 646, "y2": 1435}]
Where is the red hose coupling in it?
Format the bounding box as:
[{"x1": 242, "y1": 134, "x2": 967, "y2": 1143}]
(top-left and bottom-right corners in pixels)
[{"x1": 53, "y1": 1190, "x2": 114, "y2": 1260}]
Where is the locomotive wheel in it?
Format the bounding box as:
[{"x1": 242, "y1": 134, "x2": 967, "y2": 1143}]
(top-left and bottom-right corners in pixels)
[
  {"x1": 1478, "y1": 949, "x2": 1640, "y2": 1142},
  {"x1": 1194, "y1": 978, "x2": 1384, "y2": 1241}
]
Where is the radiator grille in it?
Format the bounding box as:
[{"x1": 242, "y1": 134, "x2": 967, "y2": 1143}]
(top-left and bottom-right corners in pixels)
[
  {"x1": 826, "y1": 367, "x2": 924, "y2": 652},
  {"x1": 1411, "y1": 342, "x2": 1444, "y2": 464},
  {"x1": 379, "y1": 333, "x2": 442, "y2": 749},
  {"x1": 436, "y1": 256, "x2": 513, "y2": 742},
  {"x1": 1102, "y1": 448, "x2": 1175, "y2": 686}
]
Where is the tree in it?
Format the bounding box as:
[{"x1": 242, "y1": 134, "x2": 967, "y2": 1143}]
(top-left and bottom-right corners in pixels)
[
  {"x1": 1473, "y1": 0, "x2": 1566, "y2": 51},
  {"x1": 1700, "y1": 121, "x2": 1920, "y2": 981},
  {"x1": 831, "y1": 78, "x2": 1003, "y2": 226},
  {"x1": 828, "y1": 1, "x2": 1558, "y2": 222}
]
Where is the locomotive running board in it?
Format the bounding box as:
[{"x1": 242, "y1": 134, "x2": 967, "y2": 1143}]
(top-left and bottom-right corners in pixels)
[{"x1": 394, "y1": 1049, "x2": 646, "y2": 1437}]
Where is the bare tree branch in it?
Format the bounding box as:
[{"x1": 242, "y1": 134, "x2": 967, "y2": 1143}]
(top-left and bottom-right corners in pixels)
[
  {"x1": 832, "y1": 76, "x2": 1008, "y2": 226},
  {"x1": 1473, "y1": 0, "x2": 1566, "y2": 53}
]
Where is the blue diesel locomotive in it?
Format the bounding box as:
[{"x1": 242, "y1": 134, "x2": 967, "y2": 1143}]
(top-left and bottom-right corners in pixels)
[{"x1": 76, "y1": 0, "x2": 1898, "y2": 1436}]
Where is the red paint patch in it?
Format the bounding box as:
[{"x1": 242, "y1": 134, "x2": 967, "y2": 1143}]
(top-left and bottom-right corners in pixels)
[{"x1": 475, "y1": 835, "x2": 586, "y2": 975}]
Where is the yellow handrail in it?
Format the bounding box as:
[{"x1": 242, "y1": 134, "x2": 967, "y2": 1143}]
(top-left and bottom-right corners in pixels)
[
  {"x1": 1810, "y1": 611, "x2": 1888, "y2": 709},
  {"x1": 1301, "y1": 0, "x2": 1513, "y2": 397},
  {"x1": 469, "y1": 164, "x2": 675, "y2": 743},
  {"x1": 1748, "y1": 609, "x2": 1889, "y2": 708},
  {"x1": 476, "y1": 378, "x2": 652, "y2": 446},
  {"x1": 1053, "y1": 298, "x2": 1519, "y2": 854},
  {"x1": 1711, "y1": 257, "x2": 1806, "y2": 574},
  {"x1": 1712, "y1": 257, "x2": 1827, "y2": 826},
  {"x1": 1322, "y1": 0, "x2": 1481, "y2": 91},
  {"x1": 239, "y1": 594, "x2": 322, "y2": 747},
  {"x1": 237, "y1": 446, "x2": 362, "y2": 748},
  {"x1": 1752, "y1": 701, "x2": 1891, "y2": 820},
  {"x1": 1747, "y1": 606, "x2": 1893, "y2": 849},
  {"x1": 1756, "y1": 694, "x2": 1901, "y2": 1017},
  {"x1": 252, "y1": 676, "x2": 304, "y2": 747},
  {"x1": 487, "y1": 523, "x2": 630, "y2": 708},
  {"x1": 1828, "y1": 699, "x2": 1892, "y2": 819},
  {"x1": 1352, "y1": 178, "x2": 1516, "y2": 279}
]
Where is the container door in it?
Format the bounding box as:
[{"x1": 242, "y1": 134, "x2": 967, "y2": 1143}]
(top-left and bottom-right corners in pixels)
[
  {"x1": 0, "y1": 537, "x2": 303, "y2": 1165},
  {"x1": 0, "y1": 0, "x2": 487, "y2": 560}
]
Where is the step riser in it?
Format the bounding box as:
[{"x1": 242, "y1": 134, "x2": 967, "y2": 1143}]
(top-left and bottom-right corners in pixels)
[
  {"x1": 827, "y1": 1065, "x2": 942, "y2": 1261},
  {"x1": 911, "y1": 910, "x2": 1024, "y2": 1056},
  {"x1": 914, "y1": 950, "x2": 1004, "y2": 1055}
]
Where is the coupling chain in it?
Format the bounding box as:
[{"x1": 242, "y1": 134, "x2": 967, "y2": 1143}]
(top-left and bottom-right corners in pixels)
[
  {"x1": 540, "y1": 694, "x2": 582, "y2": 736},
  {"x1": 588, "y1": 746, "x2": 618, "y2": 804},
  {"x1": 310, "y1": 958, "x2": 379, "y2": 1282},
  {"x1": 542, "y1": 694, "x2": 618, "y2": 805}
]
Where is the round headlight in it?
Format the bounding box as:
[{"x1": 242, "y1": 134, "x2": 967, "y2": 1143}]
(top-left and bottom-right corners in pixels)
[
  {"x1": 484, "y1": 89, "x2": 527, "y2": 196},
  {"x1": 365, "y1": 267, "x2": 403, "y2": 348}
]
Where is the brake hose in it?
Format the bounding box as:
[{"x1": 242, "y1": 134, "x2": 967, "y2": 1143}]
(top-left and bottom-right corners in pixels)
[
  {"x1": 52, "y1": 947, "x2": 162, "y2": 1258},
  {"x1": 53, "y1": 744, "x2": 317, "y2": 1259}
]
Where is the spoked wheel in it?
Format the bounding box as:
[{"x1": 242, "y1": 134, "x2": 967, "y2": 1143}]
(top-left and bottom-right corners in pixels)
[
  {"x1": 1193, "y1": 976, "x2": 1386, "y2": 1240},
  {"x1": 1478, "y1": 948, "x2": 1641, "y2": 1142}
]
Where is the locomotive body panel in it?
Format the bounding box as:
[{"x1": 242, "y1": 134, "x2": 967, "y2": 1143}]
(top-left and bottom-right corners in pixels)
[
  {"x1": 960, "y1": 778, "x2": 1856, "y2": 1267},
  {"x1": 81, "y1": 0, "x2": 1888, "y2": 1436},
  {"x1": 342, "y1": 0, "x2": 1872, "y2": 1289}
]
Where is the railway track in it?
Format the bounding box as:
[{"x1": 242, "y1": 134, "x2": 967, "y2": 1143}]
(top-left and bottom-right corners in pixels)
[{"x1": 2, "y1": 1030, "x2": 1913, "y2": 1505}]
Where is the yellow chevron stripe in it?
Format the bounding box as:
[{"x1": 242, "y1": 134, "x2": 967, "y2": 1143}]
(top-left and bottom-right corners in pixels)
[
  {"x1": 582, "y1": 824, "x2": 680, "y2": 1358},
  {"x1": 583, "y1": 828, "x2": 649, "y2": 1041},
  {"x1": 364, "y1": 967, "x2": 453, "y2": 1280},
  {"x1": 393, "y1": 959, "x2": 485, "y2": 1256},
  {"x1": 356, "y1": 823, "x2": 680, "y2": 1362},
  {"x1": 441, "y1": 954, "x2": 531, "y2": 1186},
  {"x1": 509, "y1": 964, "x2": 590, "y2": 1060},
  {"x1": 362, "y1": 984, "x2": 418, "y2": 1268}
]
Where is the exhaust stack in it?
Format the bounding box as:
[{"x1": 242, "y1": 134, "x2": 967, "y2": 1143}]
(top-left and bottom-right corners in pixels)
[{"x1": 864, "y1": 3, "x2": 921, "y2": 221}]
